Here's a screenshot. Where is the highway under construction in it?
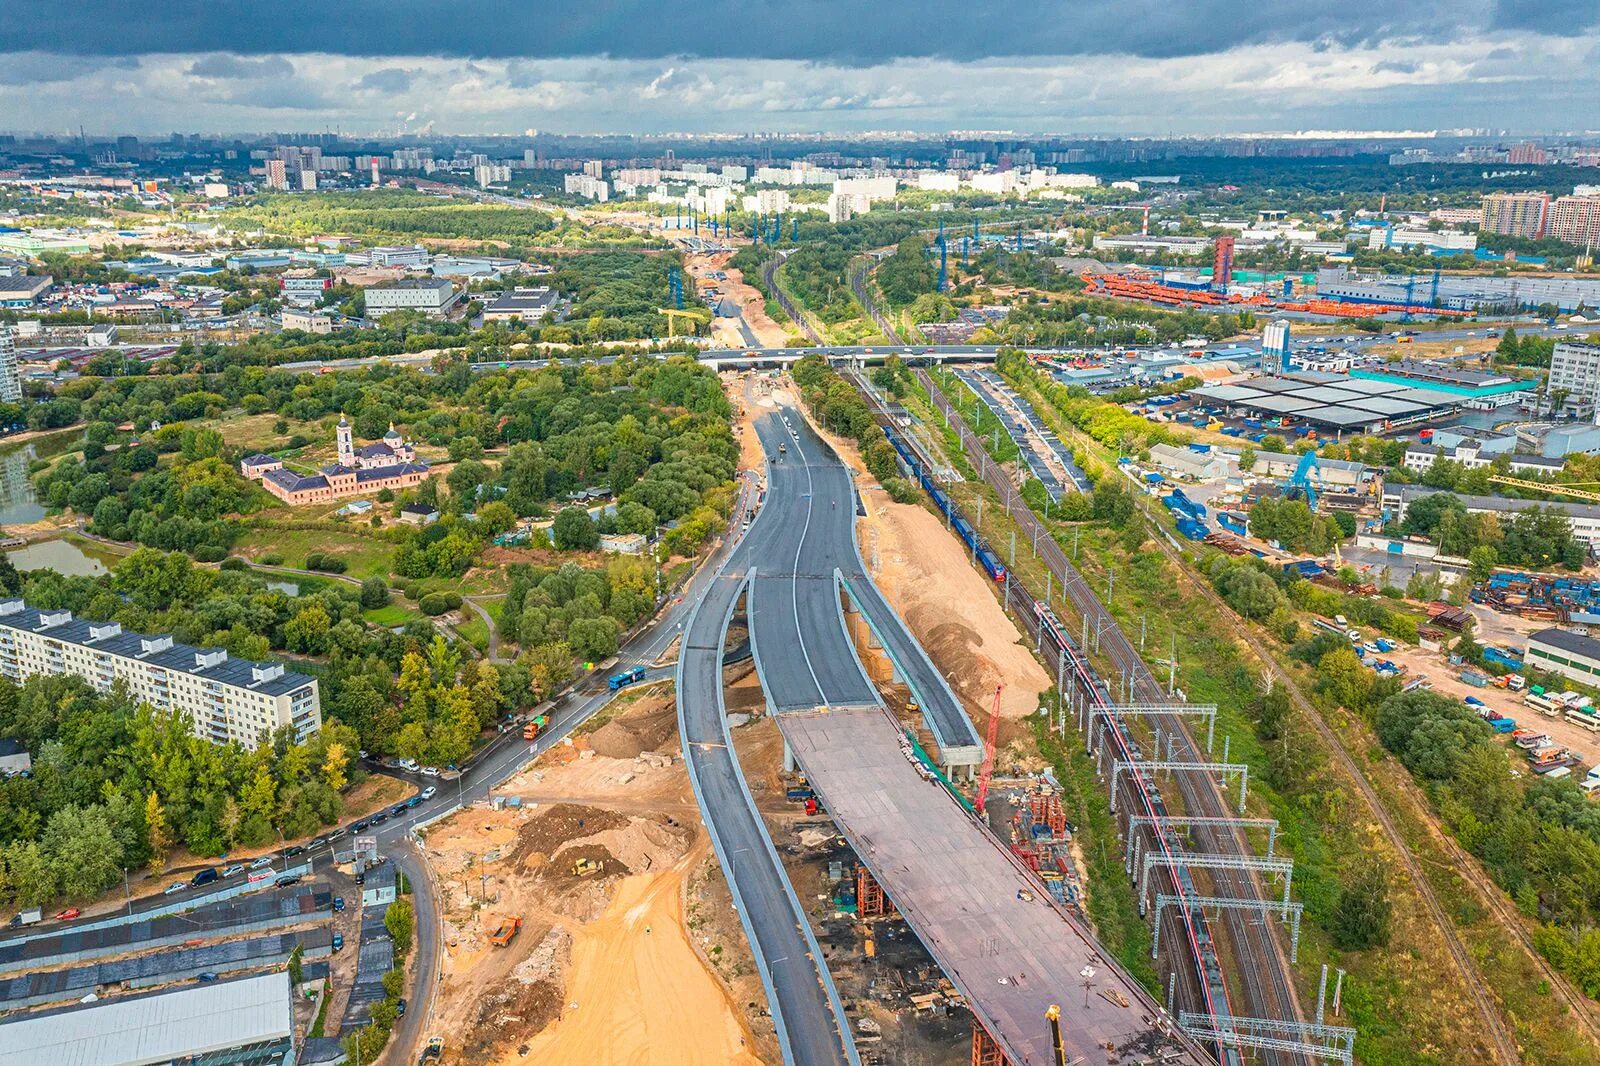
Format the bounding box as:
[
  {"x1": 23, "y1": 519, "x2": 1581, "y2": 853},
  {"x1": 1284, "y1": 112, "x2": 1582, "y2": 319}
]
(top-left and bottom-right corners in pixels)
[{"x1": 677, "y1": 378, "x2": 1208, "y2": 1065}]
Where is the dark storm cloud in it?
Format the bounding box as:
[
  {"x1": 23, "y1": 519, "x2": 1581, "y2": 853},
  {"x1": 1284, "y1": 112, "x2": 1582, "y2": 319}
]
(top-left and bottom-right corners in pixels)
[
  {"x1": 187, "y1": 54, "x2": 294, "y2": 79},
  {"x1": 354, "y1": 67, "x2": 417, "y2": 93},
  {"x1": 10, "y1": 0, "x2": 1591, "y2": 62}
]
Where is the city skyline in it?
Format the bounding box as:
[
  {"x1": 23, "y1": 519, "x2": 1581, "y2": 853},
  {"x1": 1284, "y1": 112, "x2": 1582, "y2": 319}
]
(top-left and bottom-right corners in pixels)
[{"x1": 6, "y1": 2, "x2": 1599, "y2": 136}]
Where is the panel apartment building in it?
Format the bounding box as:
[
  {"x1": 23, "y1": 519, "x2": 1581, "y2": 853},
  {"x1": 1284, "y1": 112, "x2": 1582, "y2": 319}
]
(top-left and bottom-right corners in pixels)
[{"x1": 0, "y1": 601, "x2": 320, "y2": 750}]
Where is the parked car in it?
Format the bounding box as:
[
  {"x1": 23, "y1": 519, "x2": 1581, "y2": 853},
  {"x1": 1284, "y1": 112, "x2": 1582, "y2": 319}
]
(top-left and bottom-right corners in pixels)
[
  {"x1": 351, "y1": 821, "x2": 368, "y2": 833},
  {"x1": 308, "y1": 837, "x2": 328, "y2": 851},
  {"x1": 332, "y1": 897, "x2": 345, "y2": 912},
  {"x1": 396, "y1": 998, "x2": 407, "y2": 1017},
  {"x1": 331, "y1": 932, "x2": 344, "y2": 951},
  {"x1": 274, "y1": 875, "x2": 301, "y2": 888},
  {"x1": 249, "y1": 856, "x2": 274, "y2": 870},
  {"x1": 354, "y1": 871, "x2": 365, "y2": 886},
  {"x1": 420, "y1": 766, "x2": 440, "y2": 777},
  {"x1": 402, "y1": 797, "x2": 421, "y2": 810},
  {"x1": 163, "y1": 881, "x2": 187, "y2": 895},
  {"x1": 285, "y1": 845, "x2": 306, "y2": 858},
  {"x1": 221, "y1": 864, "x2": 245, "y2": 878},
  {"x1": 420, "y1": 786, "x2": 437, "y2": 801},
  {"x1": 327, "y1": 828, "x2": 346, "y2": 842},
  {"x1": 369, "y1": 812, "x2": 389, "y2": 825},
  {"x1": 190, "y1": 867, "x2": 219, "y2": 888},
  {"x1": 398, "y1": 758, "x2": 419, "y2": 772},
  {"x1": 53, "y1": 907, "x2": 80, "y2": 921}
]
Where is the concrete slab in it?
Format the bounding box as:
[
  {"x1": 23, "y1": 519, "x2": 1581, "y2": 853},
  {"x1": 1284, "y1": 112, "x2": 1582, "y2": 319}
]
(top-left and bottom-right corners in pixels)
[{"x1": 781, "y1": 706, "x2": 1208, "y2": 1066}]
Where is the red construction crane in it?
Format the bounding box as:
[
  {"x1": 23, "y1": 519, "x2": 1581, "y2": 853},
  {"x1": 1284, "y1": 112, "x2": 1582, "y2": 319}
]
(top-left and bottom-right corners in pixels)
[{"x1": 975, "y1": 684, "x2": 1003, "y2": 814}]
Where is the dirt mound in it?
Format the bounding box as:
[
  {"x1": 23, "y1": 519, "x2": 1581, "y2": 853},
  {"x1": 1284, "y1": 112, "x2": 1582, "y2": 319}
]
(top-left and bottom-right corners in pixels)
[
  {"x1": 464, "y1": 976, "x2": 565, "y2": 1061},
  {"x1": 587, "y1": 704, "x2": 678, "y2": 759},
  {"x1": 511, "y1": 804, "x2": 629, "y2": 865}
]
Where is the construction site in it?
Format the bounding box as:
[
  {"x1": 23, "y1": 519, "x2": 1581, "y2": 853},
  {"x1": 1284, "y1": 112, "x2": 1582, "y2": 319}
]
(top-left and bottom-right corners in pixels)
[{"x1": 417, "y1": 684, "x2": 773, "y2": 1066}]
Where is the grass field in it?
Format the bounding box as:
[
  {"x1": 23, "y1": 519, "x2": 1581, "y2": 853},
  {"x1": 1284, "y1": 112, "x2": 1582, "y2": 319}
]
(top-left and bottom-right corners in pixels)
[{"x1": 233, "y1": 526, "x2": 393, "y2": 578}]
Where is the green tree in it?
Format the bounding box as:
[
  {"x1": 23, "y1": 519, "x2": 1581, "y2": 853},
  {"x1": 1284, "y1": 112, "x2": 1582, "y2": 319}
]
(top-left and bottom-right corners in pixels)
[
  {"x1": 386, "y1": 897, "x2": 415, "y2": 958},
  {"x1": 552, "y1": 507, "x2": 600, "y2": 551},
  {"x1": 1330, "y1": 860, "x2": 1393, "y2": 950}
]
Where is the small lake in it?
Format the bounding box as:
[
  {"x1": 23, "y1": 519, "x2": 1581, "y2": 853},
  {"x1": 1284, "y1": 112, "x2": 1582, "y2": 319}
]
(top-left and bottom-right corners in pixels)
[
  {"x1": 0, "y1": 430, "x2": 88, "y2": 526},
  {"x1": 6, "y1": 538, "x2": 110, "y2": 577}
]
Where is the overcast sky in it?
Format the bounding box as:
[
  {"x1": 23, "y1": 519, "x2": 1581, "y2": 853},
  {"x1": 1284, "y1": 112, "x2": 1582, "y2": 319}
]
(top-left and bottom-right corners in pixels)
[{"x1": 4, "y1": 2, "x2": 1598, "y2": 136}]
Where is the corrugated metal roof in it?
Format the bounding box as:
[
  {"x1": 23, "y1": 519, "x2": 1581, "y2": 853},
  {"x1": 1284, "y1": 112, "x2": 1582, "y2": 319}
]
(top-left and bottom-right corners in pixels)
[{"x1": 0, "y1": 971, "x2": 291, "y2": 1066}]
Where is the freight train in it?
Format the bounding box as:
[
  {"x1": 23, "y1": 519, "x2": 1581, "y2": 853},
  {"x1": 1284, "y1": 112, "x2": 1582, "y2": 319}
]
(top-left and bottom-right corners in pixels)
[{"x1": 883, "y1": 424, "x2": 1007, "y2": 582}]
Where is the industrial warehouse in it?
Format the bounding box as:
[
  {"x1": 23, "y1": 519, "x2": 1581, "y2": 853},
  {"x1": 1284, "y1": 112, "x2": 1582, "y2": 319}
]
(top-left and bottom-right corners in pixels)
[{"x1": 1188, "y1": 371, "x2": 1464, "y2": 435}]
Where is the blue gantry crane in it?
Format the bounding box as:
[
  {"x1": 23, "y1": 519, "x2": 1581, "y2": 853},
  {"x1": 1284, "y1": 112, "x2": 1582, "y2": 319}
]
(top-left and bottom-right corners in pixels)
[{"x1": 1288, "y1": 450, "x2": 1323, "y2": 513}]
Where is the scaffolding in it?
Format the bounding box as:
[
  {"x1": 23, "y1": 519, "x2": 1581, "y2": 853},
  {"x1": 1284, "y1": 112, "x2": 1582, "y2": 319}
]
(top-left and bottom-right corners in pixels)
[
  {"x1": 856, "y1": 864, "x2": 895, "y2": 919},
  {"x1": 1152, "y1": 893, "x2": 1305, "y2": 962},
  {"x1": 1009, "y1": 791, "x2": 1080, "y2": 906},
  {"x1": 969, "y1": 1023, "x2": 1010, "y2": 1066}
]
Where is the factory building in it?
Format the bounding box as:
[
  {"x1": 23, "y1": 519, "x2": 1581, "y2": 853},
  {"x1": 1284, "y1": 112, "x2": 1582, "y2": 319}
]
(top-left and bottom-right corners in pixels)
[
  {"x1": 1314, "y1": 265, "x2": 1600, "y2": 313},
  {"x1": 1525, "y1": 629, "x2": 1600, "y2": 687},
  {"x1": 1148, "y1": 443, "x2": 1236, "y2": 481},
  {"x1": 0, "y1": 601, "x2": 320, "y2": 750},
  {"x1": 0, "y1": 971, "x2": 294, "y2": 1066},
  {"x1": 1348, "y1": 360, "x2": 1536, "y2": 410},
  {"x1": 363, "y1": 278, "x2": 457, "y2": 317},
  {"x1": 1382, "y1": 484, "x2": 1600, "y2": 551}
]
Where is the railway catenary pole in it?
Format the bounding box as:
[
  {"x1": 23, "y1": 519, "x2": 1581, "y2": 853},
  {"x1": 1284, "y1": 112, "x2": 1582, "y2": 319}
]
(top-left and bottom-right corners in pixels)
[{"x1": 914, "y1": 367, "x2": 1311, "y2": 1060}]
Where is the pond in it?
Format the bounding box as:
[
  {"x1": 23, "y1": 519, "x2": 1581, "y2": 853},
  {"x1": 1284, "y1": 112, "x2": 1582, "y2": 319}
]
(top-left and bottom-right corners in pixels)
[
  {"x1": 6, "y1": 538, "x2": 111, "y2": 578},
  {"x1": 0, "y1": 429, "x2": 87, "y2": 526}
]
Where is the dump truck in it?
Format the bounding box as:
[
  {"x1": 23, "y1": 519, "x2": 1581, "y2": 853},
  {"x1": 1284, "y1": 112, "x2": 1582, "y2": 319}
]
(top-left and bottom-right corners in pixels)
[
  {"x1": 419, "y1": 1037, "x2": 444, "y2": 1062},
  {"x1": 522, "y1": 714, "x2": 549, "y2": 742},
  {"x1": 573, "y1": 858, "x2": 602, "y2": 877},
  {"x1": 489, "y1": 915, "x2": 523, "y2": 947}
]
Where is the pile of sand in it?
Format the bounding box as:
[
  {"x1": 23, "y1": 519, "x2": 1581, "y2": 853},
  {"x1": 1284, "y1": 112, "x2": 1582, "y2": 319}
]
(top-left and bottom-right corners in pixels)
[{"x1": 864, "y1": 499, "x2": 1051, "y2": 720}]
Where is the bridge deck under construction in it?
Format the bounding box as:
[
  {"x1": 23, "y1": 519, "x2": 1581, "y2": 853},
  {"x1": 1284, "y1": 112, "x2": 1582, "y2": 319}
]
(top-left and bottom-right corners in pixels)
[{"x1": 779, "y1": 705, "x2": 1210, "y2": 1066}]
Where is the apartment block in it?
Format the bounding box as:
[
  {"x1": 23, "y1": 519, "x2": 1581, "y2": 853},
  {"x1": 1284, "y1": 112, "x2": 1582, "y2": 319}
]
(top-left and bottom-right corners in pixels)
[
  {"x1": 1548, "y1": 196, "x2": 1600, "y2": 248},
  {"x1": 1481, "y1": 192, "x2": 1550, "y2": 238},
  {"x1": 0, "y1": 601, "x2": 320, "y2": 750}
]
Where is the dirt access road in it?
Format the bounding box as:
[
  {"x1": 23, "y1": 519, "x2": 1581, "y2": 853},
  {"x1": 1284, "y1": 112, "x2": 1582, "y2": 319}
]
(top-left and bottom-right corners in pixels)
[{"x1": 689, "y1": 251, "x2": 790, "y2": 348}]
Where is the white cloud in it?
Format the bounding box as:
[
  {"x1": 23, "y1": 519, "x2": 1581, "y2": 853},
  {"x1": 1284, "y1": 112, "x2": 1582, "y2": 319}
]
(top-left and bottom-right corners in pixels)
[{"x1": 0, "y1": 34, "x2": 1593, "y2": 135}]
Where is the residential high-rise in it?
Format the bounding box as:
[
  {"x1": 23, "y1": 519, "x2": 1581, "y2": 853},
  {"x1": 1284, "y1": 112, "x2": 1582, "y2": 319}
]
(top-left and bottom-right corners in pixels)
[
  {"x1": 0, "y1": 600, "x2": 320, "y2": 750},
  {"x1": 1548, "y1": 196, "x2": 1600, "y2": 249},
  {"x1": 0, "y1": 326, "x2": 18, "y2": 403},
  {"x1": 1545, "y1": 341, "x2": 1600, "y2": 418},
  {"x1": 1481, "y1": 192, "x2": 1550, "y2": 238},
  {"x1": 264, "y1": 158, "x2": 288, "y2": 191}
]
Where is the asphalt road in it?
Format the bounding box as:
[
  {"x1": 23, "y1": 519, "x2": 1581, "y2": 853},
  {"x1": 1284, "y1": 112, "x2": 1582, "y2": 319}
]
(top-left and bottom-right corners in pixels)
[
  {"x1": 752, "y1": 408, "x2": 982, "y2": 760},
  {"x1": 677, "y1": 434, "x2": 859, "y2": 1066}
]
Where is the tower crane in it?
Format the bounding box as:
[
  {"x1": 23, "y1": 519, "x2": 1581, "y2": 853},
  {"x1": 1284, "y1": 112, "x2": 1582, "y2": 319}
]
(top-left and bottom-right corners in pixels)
[{"x1": 974, "y1": 684, "x2": 1003, "y2": 813}]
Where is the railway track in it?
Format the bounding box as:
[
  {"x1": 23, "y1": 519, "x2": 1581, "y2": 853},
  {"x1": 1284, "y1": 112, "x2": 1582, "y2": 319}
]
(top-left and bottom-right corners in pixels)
[
  {"x1": 848, "y1": 258, "x2": 905, "y2": 344},
  {"x1": 760, "y1": 255, "x2": 822, "y2": 344},
  {"x1": 1130, "y1": 504, "x2": 1544, "y2": 1066},
  {"x1": 916, "y1": 368, "x2": 1308, "y2": 1063}
]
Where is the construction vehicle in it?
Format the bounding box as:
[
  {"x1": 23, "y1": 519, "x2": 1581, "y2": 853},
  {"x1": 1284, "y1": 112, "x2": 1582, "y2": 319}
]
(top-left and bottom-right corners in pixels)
[
  {"x1": 573, "y1": 858, "x2": 602, "y2": 877},
  {"x1": 1046, "y1": 1004, "x2": 1067, "y2": 1066},
  {"x1": 488, "y1": 915, "x2": 523, "y2": 947},
  {"x1": 522, "y1": 714, "x2": 549, "y2": 742},
  {"x1": 974, "y1": 685, "x2": 1004, "y2": 813},
  {"x1": 419, "y1": 1037, "x2": 444, "y2": 1062}
]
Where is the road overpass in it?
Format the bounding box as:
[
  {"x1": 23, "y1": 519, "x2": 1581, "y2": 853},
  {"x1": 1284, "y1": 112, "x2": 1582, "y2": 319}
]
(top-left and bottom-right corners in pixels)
[{"x1": 677, "y1": 382, "x2": 1209, "y2": 1065}]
